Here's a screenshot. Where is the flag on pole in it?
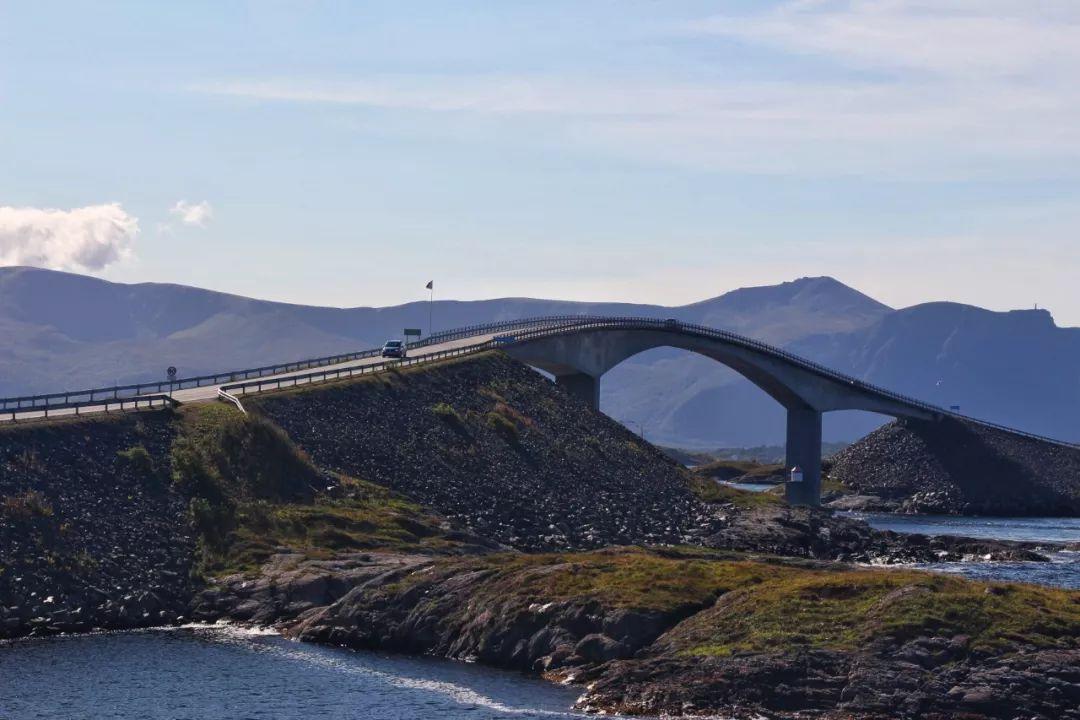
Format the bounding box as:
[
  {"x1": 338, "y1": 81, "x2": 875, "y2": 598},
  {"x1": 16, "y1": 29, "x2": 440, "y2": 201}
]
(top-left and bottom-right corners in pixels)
[{"x1": 425, "y1": 280, "x2": 433, "y2": 290}]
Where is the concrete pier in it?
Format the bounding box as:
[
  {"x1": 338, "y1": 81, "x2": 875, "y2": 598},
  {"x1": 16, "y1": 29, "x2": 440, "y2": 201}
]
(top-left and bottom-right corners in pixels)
[
  {"x1": 784, "y1": 407, "x2": 823, "y2": 507},
  {"x1": 556, "y1": 372, "x2": 600, "y2": 410},
  {"x1": 504, "y1": 322, "x2": 939, "y2": 506}
]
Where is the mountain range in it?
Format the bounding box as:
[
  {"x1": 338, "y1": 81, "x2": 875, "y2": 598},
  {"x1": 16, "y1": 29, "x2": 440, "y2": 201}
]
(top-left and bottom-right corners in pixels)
[{"x1": 2, "y1": 265, "x2": 1076, "y2": 447}]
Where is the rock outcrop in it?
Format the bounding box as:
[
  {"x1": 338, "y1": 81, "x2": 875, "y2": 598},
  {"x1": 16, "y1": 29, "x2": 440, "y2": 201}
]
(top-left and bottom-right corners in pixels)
[
  {"x1": 827, "y1": 417, "x2": 1080, "y2": 516},
  {"x1": 278, "y1": 547, "x2": 1080, "y2": 720}
]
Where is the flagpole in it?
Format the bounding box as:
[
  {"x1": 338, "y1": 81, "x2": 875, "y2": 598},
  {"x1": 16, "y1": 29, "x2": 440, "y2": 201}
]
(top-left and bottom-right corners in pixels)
[{"x1": 428, "y1": 281, "x2": 433, "y2": 336}]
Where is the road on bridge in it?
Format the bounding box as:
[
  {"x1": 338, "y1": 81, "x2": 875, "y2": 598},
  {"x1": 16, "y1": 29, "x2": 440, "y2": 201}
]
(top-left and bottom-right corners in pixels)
[{"x1": 5, "y1": 331, "x2": 505, "y2": 423}]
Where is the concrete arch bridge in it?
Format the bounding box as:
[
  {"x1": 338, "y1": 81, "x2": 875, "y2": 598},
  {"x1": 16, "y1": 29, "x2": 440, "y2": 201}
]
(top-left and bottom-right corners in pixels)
[
  {"x1": 6, "y1": 315, "x2": 1070, "y2": 505},
  {"x1": 497, "y1": 317, "x2": 961, "y2": 506}
]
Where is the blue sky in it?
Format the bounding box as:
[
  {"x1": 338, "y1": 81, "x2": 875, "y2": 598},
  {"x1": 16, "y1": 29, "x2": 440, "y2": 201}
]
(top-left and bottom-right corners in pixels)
[{"x1": 2, "y1": 1, "x2": 1079, "y2": 324}]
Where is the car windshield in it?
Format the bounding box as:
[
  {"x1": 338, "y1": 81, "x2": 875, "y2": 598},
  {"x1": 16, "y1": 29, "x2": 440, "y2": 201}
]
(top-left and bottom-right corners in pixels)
[{"x1": 385, "y1": 341, "x2": 402, "y2": 347}]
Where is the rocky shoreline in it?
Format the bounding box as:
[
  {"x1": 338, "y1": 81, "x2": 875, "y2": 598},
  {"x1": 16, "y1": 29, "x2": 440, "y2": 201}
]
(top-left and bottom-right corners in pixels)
[{"x1": 186, "y1": 544, "x2": 1079, "y2": 720}]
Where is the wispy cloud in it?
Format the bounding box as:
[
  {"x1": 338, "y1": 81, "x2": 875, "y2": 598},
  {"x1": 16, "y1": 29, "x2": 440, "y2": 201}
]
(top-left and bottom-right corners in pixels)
[
  {"x1": 0, "y1": 203, "x2": 137, "y2": 271},
  {"x1": 169, "y1": 200, "x2": 213, "y2": 227},
  {"x1": 688, "y1": 1, "x2": 1080, "y2": 78},
  {"x1": 194, "y1": 2, "x2": 1080, "y2": 179}
]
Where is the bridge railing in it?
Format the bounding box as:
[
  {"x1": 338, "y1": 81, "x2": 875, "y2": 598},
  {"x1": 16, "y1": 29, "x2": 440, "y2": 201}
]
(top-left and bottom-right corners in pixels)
[
  {"x1": 2, "y1": 313, "x2": 1076, "y2": 449},
  {"x1": 218, "y1": 339, "x2": 497, "y2": 396},
  {"x1": 0, "y1": 314, "x2": 600, "y2": 414},
  {"x1": 2, "y1": 393, "x2": 179, "y2": 423},
  {"x1": 498, "y1": 316, "x2": 1080, "y2": 450}
]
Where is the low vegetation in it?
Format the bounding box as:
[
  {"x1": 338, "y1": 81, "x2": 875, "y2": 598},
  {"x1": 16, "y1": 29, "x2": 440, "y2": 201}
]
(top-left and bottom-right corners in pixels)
[
  {"x1": 1, "y1": 489, "x2": 54, "y2": 520},
  {"x1": 170, "y1": 404, "x2": 318, "y2": 504},
  {"x1": 663, "y1": 565, "x2": 1080, "y2": 657},
  {"x1": 116, "y1": 444, "x2": 155, "y2": 476},
  {"x1": 173, "y1": 403, "x2": 473, "y2": 577},
  {"x1": 387, "y1": 546, "x2": 764, "y2": 614},
  {"x1": 687, "y1": 474, "x2": 783, "y2": 508},
  {"x1": 378, "y1": 546, "x2": 1079, "y2": 659}
]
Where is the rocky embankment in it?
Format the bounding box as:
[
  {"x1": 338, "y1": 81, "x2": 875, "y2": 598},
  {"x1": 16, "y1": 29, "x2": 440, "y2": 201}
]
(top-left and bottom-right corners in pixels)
[
  {"x1": 245, "y1": 354, "x2": 1051, "y2": 564},
  {"x1": 0, "y1": 414, "x2": 193, "y2": 638},
  {"x1": 248, "y1": 353, "x2": 717, "y2": 551},
  {"x1": 827, "y1": 417, "x2": 1080, "y2": 515}
]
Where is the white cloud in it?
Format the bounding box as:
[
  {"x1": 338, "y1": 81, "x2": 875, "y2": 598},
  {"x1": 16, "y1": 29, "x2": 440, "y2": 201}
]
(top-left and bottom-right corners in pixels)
[
  {"x1": 0, "y1": 203, "x2": 137, "y2": 272},
  {"x1": 170, "y1": 200, "x2": 214, "y2": 227}
]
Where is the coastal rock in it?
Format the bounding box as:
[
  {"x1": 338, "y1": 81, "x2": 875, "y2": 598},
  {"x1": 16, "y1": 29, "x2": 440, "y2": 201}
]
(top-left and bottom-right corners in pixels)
[
  {"x1": 289, "y1": 555, "x2": 691, "y2": 673},
  {"x1": 829, "y1": 417, "x2": 1080, "y2": 516},
  {"x1": 191, "y1": 552, "x2": 428, "y2": 626}
]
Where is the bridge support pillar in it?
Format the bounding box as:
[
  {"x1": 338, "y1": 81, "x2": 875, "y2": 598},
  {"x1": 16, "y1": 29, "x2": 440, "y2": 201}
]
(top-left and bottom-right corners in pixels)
[
  {"x1": 555, "y1": 372, "x2": 599, "y2": 410},
  {"x1": 784, "y1": 407, "x2": 822, "y2": 507}
]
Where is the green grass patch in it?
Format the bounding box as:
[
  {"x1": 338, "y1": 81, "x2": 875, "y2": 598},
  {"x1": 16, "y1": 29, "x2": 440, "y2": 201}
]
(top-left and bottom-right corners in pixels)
[
  {"x1": 172, "y1": 404, "x2": 488, "y2": 578},
  {"x1": 431, "y1": 402, "x2": 463, "y2": 423},
  {"x1": 401, "y1": 547, "x2": 771, "y2": 614},
  {"x1": 670, "y1": 566, "x2": 1080, "y2": 657},
  {"x1": 200, "y1": 488, "x2": 461, "y2": 576},
  {"x1": 171, "y1": 404, "x2": 318, "y2": 503},
  {"x1": 485, "y1": 410, "x2": 520, "y2": 442},
  {"x1": 688, "y1": 475, "x2": 783, "y2": 508},
  {"x1": 117, "y1": 444, "x2": 156, "y2": 476}
]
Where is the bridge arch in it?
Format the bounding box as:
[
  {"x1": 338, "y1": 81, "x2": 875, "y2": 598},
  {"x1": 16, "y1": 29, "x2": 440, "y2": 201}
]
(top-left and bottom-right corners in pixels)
[{"x1": 503, "y1": 321, "x2": 940, "y2": 506}]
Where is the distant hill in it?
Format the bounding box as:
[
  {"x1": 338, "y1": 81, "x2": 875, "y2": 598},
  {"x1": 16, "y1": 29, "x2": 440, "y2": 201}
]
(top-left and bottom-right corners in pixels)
[
  {"x1": 791, "y1": 303, "x2": 1080, "y2": 442},
  {"x1": 1, "y1": 266, "x2": 1076, "y2": 446}
]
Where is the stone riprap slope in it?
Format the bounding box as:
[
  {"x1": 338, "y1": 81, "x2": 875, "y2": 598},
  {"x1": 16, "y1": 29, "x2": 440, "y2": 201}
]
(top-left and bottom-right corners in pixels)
[
  {"x1": 249, "y1": 353, "x2": 715, "y2": 552},
  {"x1": 828, "y1": 418, "x2": 1080, "y2": 515},
  {"x1": 0, "y1": 412, "x2": 194, "y2": 637}
]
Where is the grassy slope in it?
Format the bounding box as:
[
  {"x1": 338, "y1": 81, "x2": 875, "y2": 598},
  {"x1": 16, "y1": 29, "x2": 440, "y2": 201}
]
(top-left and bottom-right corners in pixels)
[
  {"x1": 660, "y1": 564, "x2": 1080, "y2": 656},
  {"x1": 171, "y1": 404, "x2": 476, "y2": 577},
  {"x1": 403, "y1": 547, "x2": 1080, "y2": 656},
  {"x1": 687, "y1": 474, "x2": 783, "y2": 508}
]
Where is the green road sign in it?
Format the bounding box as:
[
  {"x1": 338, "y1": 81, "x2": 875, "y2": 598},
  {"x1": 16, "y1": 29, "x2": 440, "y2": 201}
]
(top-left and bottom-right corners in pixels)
[{"x1": 404, "y1": 328, "x2": 422, "y2": 337}]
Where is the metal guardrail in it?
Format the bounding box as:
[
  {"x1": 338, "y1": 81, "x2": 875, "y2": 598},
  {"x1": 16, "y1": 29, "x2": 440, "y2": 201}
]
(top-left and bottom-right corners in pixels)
[
  {"x1": 216, "y1": 388, "x2": 247, "y2": 415},
  {"x1": 2, "y1": 393, "x2": 179, "y2": 423},
  {"x1": 0, "y1": 314, "x2": 599, "y2": 413},
  {"x1": 1, "y1": 314, "x2": 1075, "y2": 450},
  {"x1": 497, "y1": 317, "x2": 1080, "y2": 450},
  {"x1": 219, "y1": 341, "x2": 495, "y2": 396}
]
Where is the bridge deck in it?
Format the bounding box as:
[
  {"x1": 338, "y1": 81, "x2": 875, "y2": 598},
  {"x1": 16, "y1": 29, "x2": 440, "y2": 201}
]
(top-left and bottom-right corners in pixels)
[{"x1": 1, "y1": 316, "x2": 1074, "y2": 454}]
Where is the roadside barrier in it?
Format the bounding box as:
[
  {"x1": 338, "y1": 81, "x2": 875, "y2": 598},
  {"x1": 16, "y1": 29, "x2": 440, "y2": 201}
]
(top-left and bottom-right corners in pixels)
[{"x1": 2, "y1": 315, "x2": 1076, "y2": 450}]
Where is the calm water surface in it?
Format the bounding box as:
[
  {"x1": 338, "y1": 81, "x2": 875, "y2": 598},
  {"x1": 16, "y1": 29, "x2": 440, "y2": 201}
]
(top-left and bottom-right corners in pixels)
[{"x1": 0, "y1": 625, "x2": 590, "y2": 720}]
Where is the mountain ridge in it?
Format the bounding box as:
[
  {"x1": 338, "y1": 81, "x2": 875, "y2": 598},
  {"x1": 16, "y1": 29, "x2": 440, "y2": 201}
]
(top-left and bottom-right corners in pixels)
[{"x1": 2, "y1": 265, "x2": 1075, "y2": 445}]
